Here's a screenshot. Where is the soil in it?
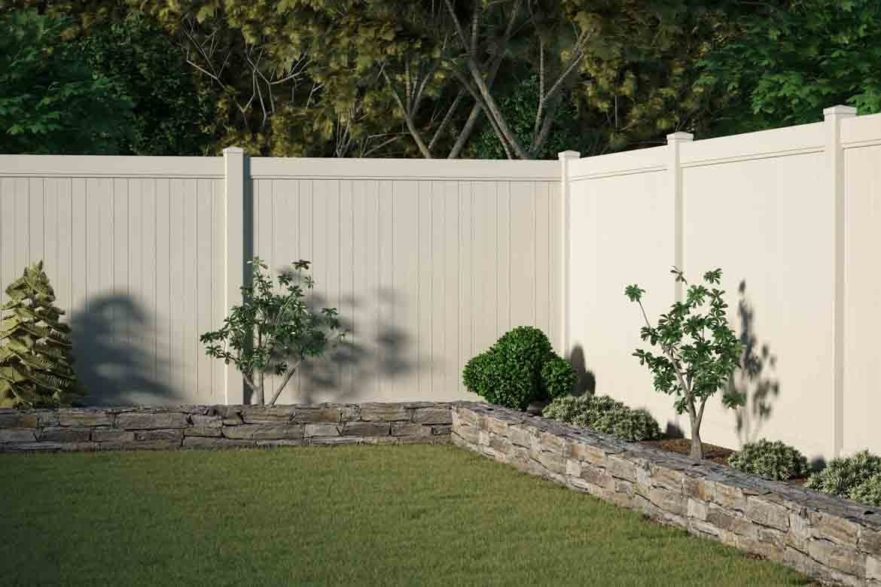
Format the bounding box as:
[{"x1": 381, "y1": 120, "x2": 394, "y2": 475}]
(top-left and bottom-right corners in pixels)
[{"x1": 641, "y1": 437, "x2": 735, "y2": 466}]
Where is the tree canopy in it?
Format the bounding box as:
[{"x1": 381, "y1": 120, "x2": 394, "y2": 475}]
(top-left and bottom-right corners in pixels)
[{"x1": 0, "y1": 0, "x2": 876, "y2": 158}]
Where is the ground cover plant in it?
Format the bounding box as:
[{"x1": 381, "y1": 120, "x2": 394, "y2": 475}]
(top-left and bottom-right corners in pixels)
[
  {"x1": 462, "y1": 326, "x2": 575, "y2": 410},
  {"x1": 807, "y1": 450, "x2": 881, "y2": 507},
  {"x1": 0, "y1": 445, "x2": 806, "y2": 585},
  {"x1": 728, "y1": 439, "x2": 809, "y2": 481},
  {"x1": 543, "y1": 394, "x2": 661, "y2": 442}
]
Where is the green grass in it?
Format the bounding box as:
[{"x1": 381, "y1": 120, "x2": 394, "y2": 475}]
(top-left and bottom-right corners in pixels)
[{"x1": 0, "y1": 445, "x2": 806, "y2": 586}]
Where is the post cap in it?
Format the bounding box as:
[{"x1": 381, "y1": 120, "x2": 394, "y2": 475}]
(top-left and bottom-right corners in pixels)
[
  {"x1": 666, "y1": 132, "x2": 694, "y2": 143},
  {"x1": 222, "y1": 146, "x2": 245, "y2": 155},
  {"x1": 558, "y1": 150, "x2": 581, "y2": 160},
  {"x1": 823, "y1": 105, "x2": 857, "y2": 119}
]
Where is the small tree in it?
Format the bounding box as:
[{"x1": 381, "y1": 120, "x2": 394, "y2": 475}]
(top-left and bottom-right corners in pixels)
[
  {"x1": 625, "y1": 268, "x2": 742, "y2": 459},
  {"x1": 0, "y1": 261, "x2": 81, "y2": 408},
  {"x1": 201, "y1": 258, "x2": 342, "y2": 406}
]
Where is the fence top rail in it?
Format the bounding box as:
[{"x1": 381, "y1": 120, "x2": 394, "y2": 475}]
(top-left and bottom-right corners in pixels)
[
  {"x1": 249, "y1": 157, "x2": 559, "y2": 181},
  {"x1": 0, "y1": 155, "x2": 224, "y2": 179}
]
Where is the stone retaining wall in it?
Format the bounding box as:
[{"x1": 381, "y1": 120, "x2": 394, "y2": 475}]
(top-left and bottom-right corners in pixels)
[
  {"x1": 0, "y1": 403, "x2": 452, "y2": 451},
  {"x1": 451, "y1": 402, "x2": 881, "y2": 586}
]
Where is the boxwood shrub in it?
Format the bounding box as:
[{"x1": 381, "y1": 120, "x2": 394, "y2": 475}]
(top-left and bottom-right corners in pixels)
[
  {"x1": 806, "y1": 450, "x2": 881, "y2": 506},
  {"x1": 462, "y1": 326, "x2": 575, "y2": 410},
  {"x1": 542, "y1": 394, "x2": 661, "y2": 442},
  {"x1": 727, "y1": 439, "x2": 808, "y2": 481}
]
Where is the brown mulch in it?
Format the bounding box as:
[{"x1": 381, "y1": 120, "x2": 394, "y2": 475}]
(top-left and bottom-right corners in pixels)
[
  {"x1": 640, "y1": 437, "x2": 810, "y2": 485},
  {"x1": 640, "y1": 437, "x2": 735, "y2": 466}
]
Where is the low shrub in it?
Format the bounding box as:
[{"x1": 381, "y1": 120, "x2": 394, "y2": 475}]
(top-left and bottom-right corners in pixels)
[
  {"x1": 849, "y1": 474, "x2": 881, "y2": 507},
  {"x1": 727, "y1": 439, "x2": 808, "y2": 481},
  {"x1": 543, "y1": 394, "x2": 661, "y2": 442},
  {"x1": 806, "y1": 450, "x2": 881, "y2": 506},
  {"x1": 462, "y1": 326, "x2": 575, "y2": 410},
  {"x1": 541, "y1": 355, "x2": 578, "y2": 400}
]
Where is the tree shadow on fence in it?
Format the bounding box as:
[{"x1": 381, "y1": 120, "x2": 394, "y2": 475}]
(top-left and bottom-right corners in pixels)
[
  {"x1": 567, "y1": 345, "x2": 596, "y2": 396},
  {"x1": 70, "y1": 294, "x2": 177, "y2": 406},
  {"x1": 253, "y1": 282, "x2": 415, "y2": 405},
  {"x1": 724, "y1": 280, "x2": 781, "y2": 446}
]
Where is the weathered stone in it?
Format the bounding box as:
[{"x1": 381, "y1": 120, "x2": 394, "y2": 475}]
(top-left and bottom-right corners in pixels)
[
  {"x1": 746, "y1": 496, "x2": 790, "y2": 531},
  {"x1": 117, "y1": 412, "x2": 188, "y2": 430},
  {"x1": 189, "y1": 414, "x2": 222, "y2": 428},
  {"x1": 223, "y1": 424, "x2": 304, "y2": 440},
  {"x1": 867, "y1": 555, "x2": 881, "y2": 582},
  {"x1": 507, "y1": 425, "x2": 535, "y2": 448},
  {"x1": 0, "y1": 428, "x2": 36, "y2": 443},
  {"x1": 539, "y1": 431, "x2": 566, "y2": 454},
  {"x1": 809, "y1": 539, "x2": 866, "y2": 577},
  {"x1": 39, "y1": 427, "x2": 91, "y2": 443},
  {"x1": 810, "y1": 511, "x2": 860, "y2": 546},
  {"x1": 411, "y1": 406, "x2": 452, "y2": 425},
  {"x1": 134, "y1": 429, "x2": 183, "y2": 442},
  {"x1": 341, "y1": 422, "x2": 390, "y2": 437},
  {"x1": 651, "y1": 467, "x2": 685, "y2": 492},
  {"x1": 305, "y1": 423, "x2": 341, "y2": 437},
  {"x1": 240, "y1": 406, "x2": 294, "y2": 423},
  {"x1": 0, "y1": 412, "x2": 38, "y2": 428},
  {"x1": 58, "y1": 410, "x2": 113, "y2": 427},
  {"x1": 606, "y1": 455, "x2": 637, "y2": 482},
  {"x1": 359, "y1": 403, "x2": 410, "y2": 422},
  {"x1": 568, "y1": 441, "x2": 607, "y2": 467},
  {"x1": 184, "y1": 426, "x2": 223, "y2": 438},
  {"x1": 391, "y1": 422, "x2": 432, "y2": 438},
  {"x1": 683, "y1": 477, "x2": 714, "y2": 502},
  {"x1": 687, "y1": 498, "x2": 708, "y2": 521},
  {"x1": 566, "y1": 458, "x2": 582, "y2": 478},
  {"x1": 787, "y1": 511, "x2": 812, "y2": 552},
  {"x1": 642, "y1": 486, "x2": 687, "y2": 517},
  {"x1": 453, "y1": 425, "x2": 480, "y2": 445},
  {"x1": 536, "y1": 450, "x2": 567, "y2": 475},
  {"x1": 431, "y1": 425, "x2": 452, "y2": 436},
  {"x1": 92, "y1": 429, "x2": 135, "y2": 443},
  {"x1": 862, "y1": 529, "x2": 881, "y2": 555},
  {"x1": 713, "y1": 482, "x2": 747, "y2": 512},
  {"x1": 706, "y1": 505, "x2": 757, "y2": 538},
  {"x1": 580, "y1": 463, "x2": 613, "y2": 490}
]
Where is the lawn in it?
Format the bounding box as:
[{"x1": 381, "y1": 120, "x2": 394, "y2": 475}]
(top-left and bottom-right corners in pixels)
[{"x1": 0, "y1": 445, "x2": 806, "y2": 585}]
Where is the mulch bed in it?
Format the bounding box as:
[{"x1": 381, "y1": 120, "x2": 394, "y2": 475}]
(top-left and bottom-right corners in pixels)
[{"x1": 640, "y1": 438, "x2": 735, "y2": 466}]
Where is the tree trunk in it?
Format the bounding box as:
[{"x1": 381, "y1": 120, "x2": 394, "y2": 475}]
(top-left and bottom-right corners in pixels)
[
  {"x1": 689, "y1": 415, "x2": 703, "y2": 460},
  {"x1": 256, "y1": 371, "x2": 265, "y2": 405}
]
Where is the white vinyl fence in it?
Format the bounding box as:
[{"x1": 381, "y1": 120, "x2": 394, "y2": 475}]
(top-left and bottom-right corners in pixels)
[
  {"x1": 2, "y1": 105, "x2": 881, "y2": 460},
  {"x1": 0, "y1": 154, "x2": 561, "y2": 408}
]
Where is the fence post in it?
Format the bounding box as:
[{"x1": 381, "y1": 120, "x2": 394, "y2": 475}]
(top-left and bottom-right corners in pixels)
[
  {"x1": 558, "y1": 150, "x2": 580, "y2": 357},
  {"x1": 825, "y1": 105, "x2": 856, "y2": 457},
  {"x1": 667, "y1": 132, "x2": 693, "y2": 303},
  {"x1": 223, "y1": 147, "x2": 245, "y2": 405}
]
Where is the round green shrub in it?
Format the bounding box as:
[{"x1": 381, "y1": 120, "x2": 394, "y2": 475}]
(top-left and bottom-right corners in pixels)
[
  {"x1": 849, "y1": 473, "x2": 881, "y2": 507},
  {"x1": 541, "y1": 355, "x2": 577, "y2": 400},
  {"x1": 543, "y1": 394, "x2": 661, "y2": 442},
  {"x1": 462, "y1": 326, "x2": 574, "y2": 410},
  {"x1": 806, "y1": 450, "x2": 881, "y2": 503},
  {"x1": 727, "y1": 440, "x2": 809, "y2": 481}
]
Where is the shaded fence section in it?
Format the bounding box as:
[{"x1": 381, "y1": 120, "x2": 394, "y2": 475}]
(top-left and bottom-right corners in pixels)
[{"x1": 0, "y1": 155, "x2": 561, "y2": 406}]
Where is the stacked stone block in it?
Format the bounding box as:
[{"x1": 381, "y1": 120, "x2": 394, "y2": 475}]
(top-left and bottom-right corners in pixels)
[
  {"x1": 451, "y1": 402, "x2": 881, "y2": 586},
  {"x1": 0, "y1": 402, "x2": 452, "y2": 452}
]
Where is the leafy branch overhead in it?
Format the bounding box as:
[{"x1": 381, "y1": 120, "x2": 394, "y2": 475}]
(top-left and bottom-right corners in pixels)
[
  {"x1": 200, "y1": 257, "x2": 343, "y2": 406},
  {"x1": 625, "y1": 267, "x2": 742, "y2": 460}
]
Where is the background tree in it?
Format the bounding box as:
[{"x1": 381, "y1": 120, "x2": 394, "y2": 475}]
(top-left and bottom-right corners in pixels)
[
  {"x1": 696, "y1": 0, "x2": 881, "y2": 135},
  {"x1": 0, "y1": 262, "x2": 81, "y2": 408},
  {"x1": 0, "y1": 9, "x2": 132, "y2": 154}
]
